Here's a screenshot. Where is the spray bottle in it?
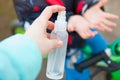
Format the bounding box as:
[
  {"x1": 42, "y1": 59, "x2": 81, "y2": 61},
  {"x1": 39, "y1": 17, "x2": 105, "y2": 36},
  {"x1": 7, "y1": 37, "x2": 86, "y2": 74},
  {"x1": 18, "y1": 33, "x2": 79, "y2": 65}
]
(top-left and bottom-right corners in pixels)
[{"x1": 46, "y1": 11, "x2": 68, "y2": 79}]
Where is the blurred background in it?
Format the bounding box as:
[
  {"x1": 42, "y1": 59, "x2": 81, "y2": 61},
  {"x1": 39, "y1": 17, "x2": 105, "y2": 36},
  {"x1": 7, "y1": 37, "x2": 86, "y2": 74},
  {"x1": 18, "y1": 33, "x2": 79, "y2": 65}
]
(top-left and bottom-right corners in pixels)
[
  {"x1": 0, "y1": 0, "x2": 120, "y2": 80},
  {"x1": 0, "y1": 0, "x2": 16, "y2": 40}
]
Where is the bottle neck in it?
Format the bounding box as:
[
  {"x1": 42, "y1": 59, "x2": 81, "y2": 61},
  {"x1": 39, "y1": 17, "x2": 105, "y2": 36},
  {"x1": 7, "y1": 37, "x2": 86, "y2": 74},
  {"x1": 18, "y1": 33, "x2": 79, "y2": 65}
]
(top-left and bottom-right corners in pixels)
[{"x1": 54, "y1": 20, "x2": 67, "y2": 31}]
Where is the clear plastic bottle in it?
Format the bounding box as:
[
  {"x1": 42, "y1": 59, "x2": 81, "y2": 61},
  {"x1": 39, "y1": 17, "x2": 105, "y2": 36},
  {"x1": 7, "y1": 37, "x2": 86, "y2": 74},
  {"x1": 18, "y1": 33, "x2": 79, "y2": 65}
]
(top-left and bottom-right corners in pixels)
[{"x1": 46, "y1": 11, "x2": 68, "y2": 79}]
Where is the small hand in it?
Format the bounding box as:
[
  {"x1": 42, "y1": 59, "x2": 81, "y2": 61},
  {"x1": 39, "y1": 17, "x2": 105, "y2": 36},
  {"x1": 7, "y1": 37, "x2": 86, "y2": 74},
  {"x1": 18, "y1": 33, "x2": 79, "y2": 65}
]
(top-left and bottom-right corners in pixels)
[
  {"x1": 83, "y1": 0, "x2": 119, "y2": 32},
  {"x1": 25, "y1": 5, "x2": 65, "y2": 56},
  {"x1": 68, "y1": 15, "x2": 98, "y2": 39}
]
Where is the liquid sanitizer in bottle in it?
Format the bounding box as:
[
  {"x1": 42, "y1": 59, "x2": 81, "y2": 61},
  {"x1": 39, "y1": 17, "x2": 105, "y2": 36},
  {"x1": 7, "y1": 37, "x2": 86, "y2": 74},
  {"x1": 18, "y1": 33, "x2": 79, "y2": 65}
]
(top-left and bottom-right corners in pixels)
[{"x1": 46, "y1": 11, "x2": 68, "y2": 80}]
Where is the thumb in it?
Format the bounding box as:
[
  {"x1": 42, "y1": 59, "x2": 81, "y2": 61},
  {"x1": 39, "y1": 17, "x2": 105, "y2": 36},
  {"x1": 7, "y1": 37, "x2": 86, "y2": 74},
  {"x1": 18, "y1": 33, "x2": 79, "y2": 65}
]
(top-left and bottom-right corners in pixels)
[
  {"x1": 95, "y1": 0, "x2": 108, "y2": 8},
  {"x1": 49, "y1": 39, "x2": 63, "y2": 50}
]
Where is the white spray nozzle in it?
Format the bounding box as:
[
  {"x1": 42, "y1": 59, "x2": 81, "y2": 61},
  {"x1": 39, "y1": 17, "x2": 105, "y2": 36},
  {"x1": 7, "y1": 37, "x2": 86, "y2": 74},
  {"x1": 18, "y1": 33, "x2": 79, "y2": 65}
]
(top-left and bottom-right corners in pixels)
[
  {"x1": 57, "y1": 11, "x2": 66, "y2": 21},
  {"x1": 54, "y1": 11, "x2": 67, "y2": 31}
]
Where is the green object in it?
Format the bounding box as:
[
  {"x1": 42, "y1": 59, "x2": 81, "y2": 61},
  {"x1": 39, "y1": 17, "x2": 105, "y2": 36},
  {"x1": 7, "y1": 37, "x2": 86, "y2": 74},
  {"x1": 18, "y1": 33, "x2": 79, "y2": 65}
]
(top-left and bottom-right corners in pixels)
[
  {"x1": 96, "y1": 60, "x2": 108, "y2": 67},
  {"x1": 81, "y1": 44, "x2": 92, "y2": 59},
  {"x1": 110, "y1": 56, "x2": 120, "y2": 80},
  {"x1": 115, "y1": 43, "x2": 120, "y2": 55},
  {"x1": 14, "y1": 27, "x2": 25, "y2": 34},
  {"x1": 111, "y1": 70, "x2": 120, "y2": 80},
  {"x1": 108, "y1": 38, "x2": 120, "y2": 80},
  {"x1": 109, "y1": 38, "x2": 120, "y2": 56},
  {"x1": 44, "y1": 54, "x2": 48, "y2": 59}
]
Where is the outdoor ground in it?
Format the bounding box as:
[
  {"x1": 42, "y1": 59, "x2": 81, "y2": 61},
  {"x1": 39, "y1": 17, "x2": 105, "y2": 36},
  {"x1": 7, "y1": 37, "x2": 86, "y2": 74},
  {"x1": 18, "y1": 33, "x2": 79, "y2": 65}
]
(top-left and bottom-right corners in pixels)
[{"x1": 0, "y1": 0, "x2": 120, "y2": 80}]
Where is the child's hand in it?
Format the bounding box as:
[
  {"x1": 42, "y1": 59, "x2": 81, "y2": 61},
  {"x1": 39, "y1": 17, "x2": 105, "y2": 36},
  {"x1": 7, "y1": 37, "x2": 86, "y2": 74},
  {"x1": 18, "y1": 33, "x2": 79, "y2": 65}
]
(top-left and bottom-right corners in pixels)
[
  {"x1": 68, "y1": 15, "x2": 98, "y2": 39},
  {"x1": 25, "y1": 5, "x2": 65, "y2": 56},
  {"x1": 83, "y1": 0, "x2": 119, "y2": 32}
]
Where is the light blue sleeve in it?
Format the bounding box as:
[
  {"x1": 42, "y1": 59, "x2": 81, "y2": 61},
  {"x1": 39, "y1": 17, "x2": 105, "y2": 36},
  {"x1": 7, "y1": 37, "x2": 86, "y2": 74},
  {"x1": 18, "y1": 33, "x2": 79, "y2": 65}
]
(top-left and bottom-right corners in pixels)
[{"x1": 0, "y1": 34, "x2": 42, "y2": 80}]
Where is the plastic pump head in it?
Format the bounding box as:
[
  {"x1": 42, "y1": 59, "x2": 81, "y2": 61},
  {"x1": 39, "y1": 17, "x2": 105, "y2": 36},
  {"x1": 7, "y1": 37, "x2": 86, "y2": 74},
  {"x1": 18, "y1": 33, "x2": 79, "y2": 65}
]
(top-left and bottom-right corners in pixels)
[
  {"x1": 57, "y1": 11, "x2": 66, "y2": 21},
  {"x1": 54, "y1": 11, "x2": 67, "y2": 31}
]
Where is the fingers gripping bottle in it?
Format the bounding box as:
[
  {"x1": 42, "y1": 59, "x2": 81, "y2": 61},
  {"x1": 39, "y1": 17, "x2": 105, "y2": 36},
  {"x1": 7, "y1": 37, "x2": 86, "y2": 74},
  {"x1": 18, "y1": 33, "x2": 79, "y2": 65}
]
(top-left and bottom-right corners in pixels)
[{"x1": 46, "y1": 11, "x2": 68, "y2": 79}]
